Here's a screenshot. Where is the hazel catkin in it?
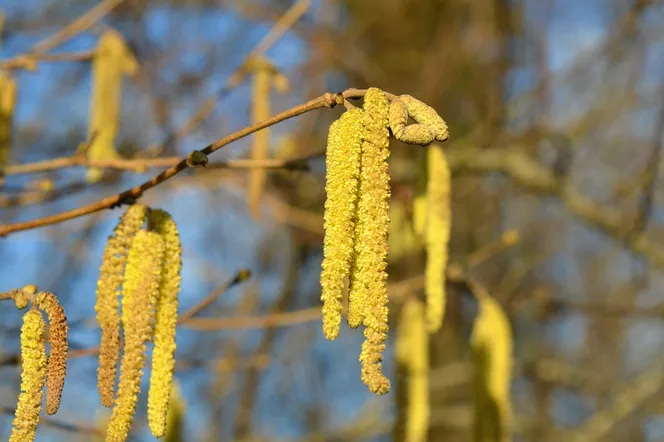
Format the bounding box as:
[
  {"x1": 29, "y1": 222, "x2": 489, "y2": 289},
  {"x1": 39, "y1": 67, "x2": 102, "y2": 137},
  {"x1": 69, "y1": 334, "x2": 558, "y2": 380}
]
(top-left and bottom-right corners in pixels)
[
  {"x1": 106, "y1": 230, "x2": 164, "y2": 442},
  {"x1": 147, "y1": 210, "x2": 182, "y2": 438},
  {"x1": 36, "y1": 292, "x2": 69, "y2": 415},
  {"x1": 10, "y1": 309, "x2": 47, "y2": 442},
  {"x1": 353, "y1": 87, "x2": 392, "y2": 394},
  {"x1": 321, "y1": 108, "x2": 363, "y2": 339},
  {"x1": 95, "y1": 203, "x2": 148, "y2": 408}
]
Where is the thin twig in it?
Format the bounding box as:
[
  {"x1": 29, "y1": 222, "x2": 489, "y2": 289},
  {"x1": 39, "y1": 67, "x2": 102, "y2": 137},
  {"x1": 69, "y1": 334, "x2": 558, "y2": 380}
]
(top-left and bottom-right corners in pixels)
[
  {"x1": 178, "y1": 269, "x2": 252, "y2": 322},
  {"x1": 180, "y1": 306, "x2": 321, "y2": 331},
  {"x1": 0, "y1": 90, "x2": 346, "y2": 237},
  {"x1": 2, "y1": 152, "x2": 320, "y2": 176}
]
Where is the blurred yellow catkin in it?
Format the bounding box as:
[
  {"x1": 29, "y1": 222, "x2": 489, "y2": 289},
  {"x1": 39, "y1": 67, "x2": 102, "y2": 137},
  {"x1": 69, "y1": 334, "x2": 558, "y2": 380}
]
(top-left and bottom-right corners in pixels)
[
  {"x1": 396, "y1": 297, "x2": 429, "y2": 442},
  {"x1": 86, "y1": 29, "x2": 138, "y2": 183},
  {"x1": 470, "y1": 284, "x2": 513, "y2": 442},
  {"x1": 10, "y1": 309, "x2": 47, "y2": 442},
  {"x1": 36, "y1": 292, "x2": 68, "y2": 415},
  {"x1": 164, "y1": 381, "x2": 186, "y2": 442},
  {"x1": 425, "y1": 144, "x2": 451, "y2": 333},
  {"x1": 321, "y1": 108, "x2": 363, "y2": 339},
  {"x1": 147, "y1": 210, "x2": 182, "y2": 438},
  {"x1": 0, "y1": 69, "x2": 16, "y2": 169},
  {"x1": 247, "y1": 57, "x2": 289, "y2": 220},
  {"x1": 95, "y1": 203, "x2": 148, "y2": 407},
  {"x1": 107, "y1": 230, "x2": 164, "y2": 442}
]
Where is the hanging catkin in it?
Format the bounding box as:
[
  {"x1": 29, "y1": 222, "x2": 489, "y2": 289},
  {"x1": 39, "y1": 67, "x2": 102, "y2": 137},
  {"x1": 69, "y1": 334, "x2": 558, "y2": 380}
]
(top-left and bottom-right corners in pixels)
[
  {"x1": 353, "y1": 88, "x2": 392, "y2": 395},
  {"x1": 0, "y1": 69, "x2": 16, "y2": 169},
  {"x1": 247, "y1": 57, "x2": 289, "y2": 219},
  {"x1": 425, "y1": 144, "x2": 451, "y2": 332},
  {"x1": 470, "y1": 283, "x2": 513, "y2": 442},
  {"x1": 147, "y1": 210, "x2": 182, "y2": 438},
  {"x1": 396, "y1": 297, "x2": 429, "y2": 442},
  {"x1": 95, "y1": 204, "x2": 148, "y2": 407},
  {"x1": 36, "y1": 292, "x2": 69, "y2": 415},
  {"x1": 320, "y1": 108, "x2": 363, "y2": 340},
  {"x1": 86, "y1": 29, "x2": 138, "y2": 183},
  {"x1": 9, "y1": 309, "x2": 47, "y2": 442},
  {"x1": 106, "y1": 230, "x2": 164, "y2": 442}
]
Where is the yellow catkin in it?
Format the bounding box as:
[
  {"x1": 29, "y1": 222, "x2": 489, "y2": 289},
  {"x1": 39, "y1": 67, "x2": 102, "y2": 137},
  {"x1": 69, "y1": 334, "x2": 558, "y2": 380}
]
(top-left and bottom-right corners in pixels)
[
  {"x1": 396, "y1": 298, "x2": 429, "y2": 442},
  {"x1": 0, "y1": 69, "x2": 17, "y2": 169},
  {"x1": 354, "y1": 87, "x2": 391, "y2": 395},
  {"x1": 398, "y1": 95, "x2": 449, "y2": 142},
  {"x1": 106, "y1": 230, "x2": 164, "y2": 442},
  {"x1": 147, "y1": 210, "x2": 182, "y2": 438},
  {"x1": 86, "y1": 29, "x2": 139, "y2": 183},
  {"x1": 248, "y1": 57, "x2": 275, "y2": 220},
  {"x1": 470, "y1": 284, "x2": 513, "y2": 442},
  {"x1": 164, "y1": 382, "x2": 185, "y2": 442},
  {"x1": 95, "y1": 203, "x2": 148, "y2": 408},
  {"x1": 35, "y1": 292, "x2": 68, "y2": 415},
  {"x1": 10, "y1": 309, "x2": 47, "y2": 442},
  {"x1": 425, "y1": 144, "x2": 451, "y2": 333},
  {"x1": 320, "y1": 108, "x2": 364, "y2": 339}
]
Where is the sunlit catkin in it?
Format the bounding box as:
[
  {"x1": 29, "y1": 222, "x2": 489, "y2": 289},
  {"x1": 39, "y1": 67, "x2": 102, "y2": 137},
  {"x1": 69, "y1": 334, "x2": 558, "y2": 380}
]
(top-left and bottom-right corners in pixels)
[
  {"x1": 106, "y1": 230, "x2": 164, "y2": 442},
  {"x1": 353, "y1": 87, "x2": 391, "y2": 395},
  {"x1": 425, "y1": 144, "x2": 451, "y2": 333},
  {"x1": 10, "y1": 309, "x2": 47, "y2": 442},
  {"x1": 0, "y1": 69, "x2": 16, "y2": 169},
  {"x1": 321, "y1": 108, "x2": 363, "y2": 339},
  {"x1": 86, "y1": 29, "x2": 139, "y2": 183},
  {"x1": 36, "y1": 292, "x2": 68, "y2": 415},
  {"x1": 396, "y1": 298, "x2": 429, "y2": 442},
  {"x1": 147, "y1": 210, "x2": 182, "y2": 438},
  {"x1": 96, "y1": 203, "x2": 148, "y2": 408},
  {"x1": 470, "y1": 284, "x2": 513, "y2": 442}
]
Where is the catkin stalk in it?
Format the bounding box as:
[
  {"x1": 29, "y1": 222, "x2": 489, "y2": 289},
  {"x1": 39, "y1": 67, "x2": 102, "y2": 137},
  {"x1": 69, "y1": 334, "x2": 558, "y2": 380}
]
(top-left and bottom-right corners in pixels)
[
  {"x1": 10, "y1": 310, "x2": 47, "y2": 442},
  {"x1": 95, "y1": 204, "x2": 148, "y2": 407},
  {"x1": 106, "y1": 230, "x2": 164, "y2": 442},
  {"x1": 321, "y1": 108, "x2": 363, "y2": 339},
  {"x1": 425, "y1": 144, "x2": 451, "y2": 332},
  {"x1": 147, "y1": 210, "x2": 182, "y2": 438}
]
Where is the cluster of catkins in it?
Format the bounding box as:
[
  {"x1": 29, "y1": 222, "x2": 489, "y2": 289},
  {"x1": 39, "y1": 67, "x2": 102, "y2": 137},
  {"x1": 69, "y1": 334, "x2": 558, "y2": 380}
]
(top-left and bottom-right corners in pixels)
[
  {"x1": 95, "y1": 204, "x2": 182, "y2": 441},
  {"x1": 9, "y1": 285, "x2": 68, "y2": 442},
  {"x1": 320, "y1": 87, "x2": 448, "y2": 394}
]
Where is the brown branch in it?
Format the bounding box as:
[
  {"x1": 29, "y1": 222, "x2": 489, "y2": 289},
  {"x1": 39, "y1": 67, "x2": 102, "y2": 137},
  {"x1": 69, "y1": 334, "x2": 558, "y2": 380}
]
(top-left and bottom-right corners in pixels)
[
  {"x1": 180, "y1": 306, "x2": 321, "y2": 331},
  {"x1": 0, "y1": 91, "x2": 346, "y2": 237},
  {"x1": 32, "y1": 0, "x2": 128, "y2": 54},
  {"x1": 2, "y1": 152, "x2": 319, "y2": 176},
  {"x1": 178, "y1": 269, "x2": 252, "y2": 322}
]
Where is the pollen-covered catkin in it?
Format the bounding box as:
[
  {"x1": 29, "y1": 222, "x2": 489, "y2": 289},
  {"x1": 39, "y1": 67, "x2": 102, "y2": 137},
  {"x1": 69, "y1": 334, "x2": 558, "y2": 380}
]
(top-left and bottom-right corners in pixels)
[
  {"x1": 95, "y1": 203, "x2": 148, "y2": 407},
  {"x1": 353, "y1": 87, "x2": 392, "y2": 395},
  {"x1": 147, "y1": 210, "x2": 182, "y2": 438},
  {"x1": 321, "y1": 108, "x2": 363, "y2": 339},
  {"x1": 106, "y1": 230, "x2": 164, "y2": 442},
  {"x1": 10, "y1": 309, "x2": 47, "y2": 442},
  {"x1": 398, "y1": 95, "x2": 449, "y2": 142},
  {"x1": 425, "y1": 144, "x2": 451, "y2": 333},
  {"x1": 35, "y1": 292, "x2": 68, "y2": 415}
]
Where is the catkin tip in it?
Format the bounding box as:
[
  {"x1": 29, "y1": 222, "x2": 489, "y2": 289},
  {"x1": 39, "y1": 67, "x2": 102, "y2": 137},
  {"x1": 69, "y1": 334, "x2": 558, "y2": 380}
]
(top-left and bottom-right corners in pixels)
[{"x1": 36, "y1": 292, "x2": 68, "y2": 415}]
